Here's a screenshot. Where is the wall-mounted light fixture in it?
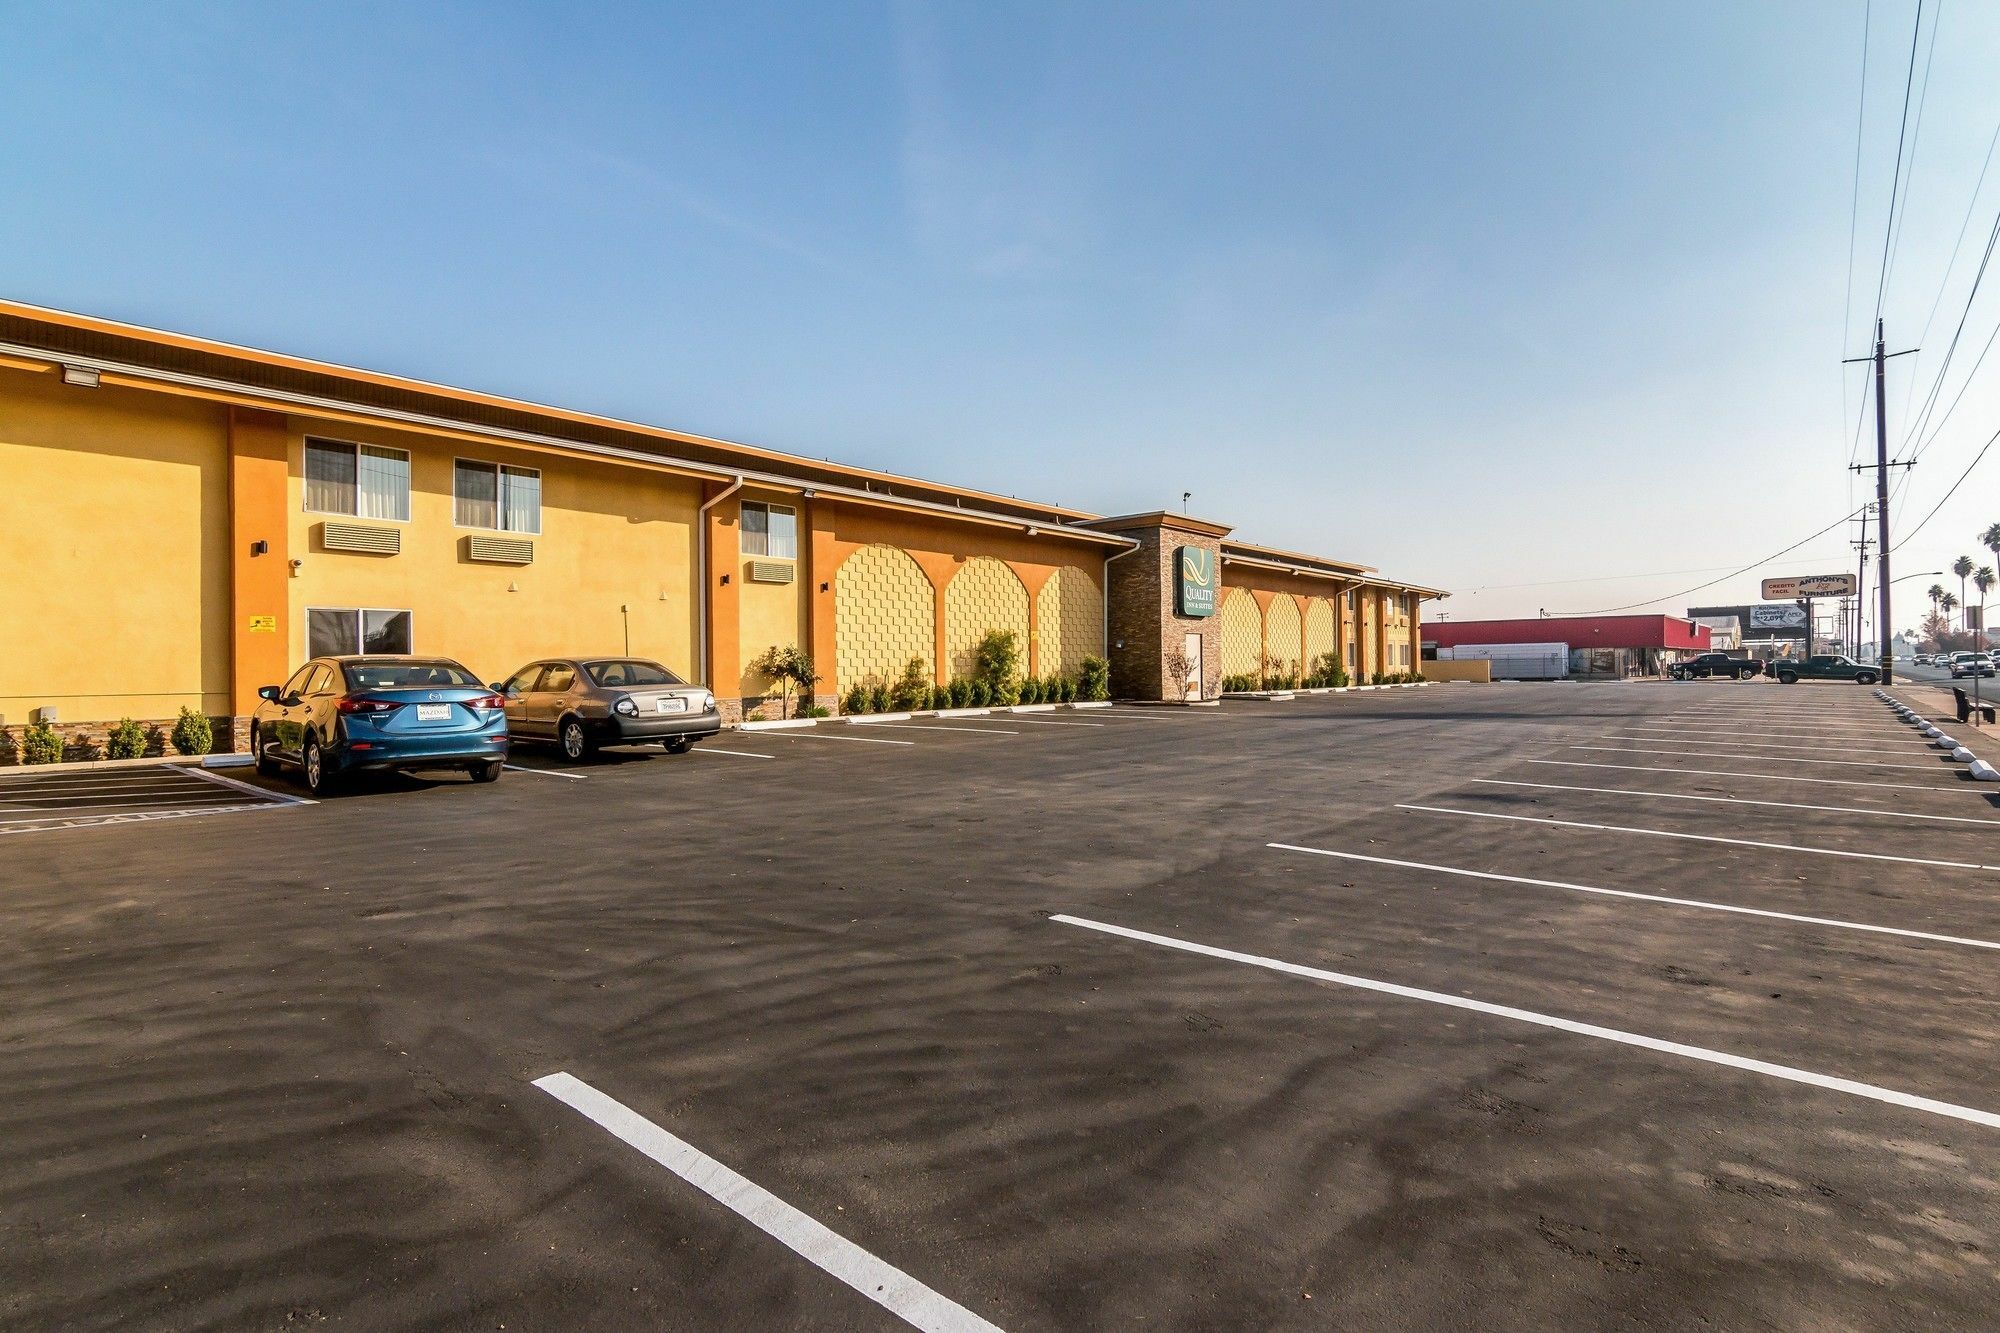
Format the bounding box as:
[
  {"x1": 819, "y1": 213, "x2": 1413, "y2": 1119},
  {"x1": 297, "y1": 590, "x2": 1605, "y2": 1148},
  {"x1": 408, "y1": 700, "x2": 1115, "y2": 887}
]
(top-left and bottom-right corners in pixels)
[
  {"x1": 250, "y1": 539, "x2": 269, "y2": 556},
  {"x1": 819, "y1": 582, "x2": 829, "y2": 592},
  {"x1": 288, "y1": 558, "x2": 303, "y2": 577},
  {"x1": 61, "y1": 365, "x2": 99, "y2": 387},
  {"x1": 720, "y1": 573, "x2": 731, "y2": 585},
  {"x1": 801, "y1": 488, "x2": 817, "y2": 499}
]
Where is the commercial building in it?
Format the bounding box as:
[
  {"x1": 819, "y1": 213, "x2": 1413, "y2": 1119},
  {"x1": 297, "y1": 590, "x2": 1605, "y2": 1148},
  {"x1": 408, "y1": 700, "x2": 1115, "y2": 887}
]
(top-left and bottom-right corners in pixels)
[
  {"x1": 0, "y1": 300, "x2": 1443, "y2": 753},
  {"x1": 1685, "y1": 602, "x2": 1808, "y2": 660},
  {"x1": 1423, "y1": 614, "x2": 1710, "y2": 679}
]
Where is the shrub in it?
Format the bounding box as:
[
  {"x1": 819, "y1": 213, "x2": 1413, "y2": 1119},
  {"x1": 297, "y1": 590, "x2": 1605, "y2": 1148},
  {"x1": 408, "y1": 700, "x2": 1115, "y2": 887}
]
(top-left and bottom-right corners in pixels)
[
  {"x1": 968, "y1": 679, "x2": 992, "y2": 708},
  {"x1": 842, "y1": 683, "x2": 870, "y2": 715},
  {"x1": 989, "y1": 675, "x2": 1020, "y2": 707},
  {"x1": 1078, "y1": 655, "x2": 1110, "y2": 702},
  {"x1": 869, "y1": 682, "x2": 892, "y2": 714},
  {"x1": 1019, "y1": 676, "x2": 1042, "y2": 705},
  {"x1": 890, "y1": 657, "x2": 931, "y2": 712},
  {"x1": 797, "y1": 703, "x2": 831, "y2": 718},
  {"x1": 947, "y1": 677, "x2": 972, "y2": 709},
  {"x1": 170, "y1": 707, "x2": 212, "y2": 757},
  {"x1": 973, "y1": 629, "x2": 1021, "y2": 695},
  {"x1": 1055, "y1": 674, "x2": 1076, "y2": 703},
  {"x1": 752, "y1": 645, "x2": 821, "y2": 719},
  {"x1": 106, "y1": 717, "x2": 147, "y2": 760},
  {"x1": 22, "y1": 721, "x2": 62, "y2": 765}
]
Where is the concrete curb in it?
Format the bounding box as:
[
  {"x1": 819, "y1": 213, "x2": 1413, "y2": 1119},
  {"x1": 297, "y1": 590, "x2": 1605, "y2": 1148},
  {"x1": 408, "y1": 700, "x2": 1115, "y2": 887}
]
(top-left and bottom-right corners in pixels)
[
  {"x1": 1972, "y1": 759, "x2": 2000, "y2": 781},
  {"x1": 738, "y1": 719, "x2": 820, "y2": 731},
  {"x1": 0, "y1": 751, "x2": 230, "y2": 776},
  {"x1": 741, "y1": 701, "x2": 1114, "y2": 731}
]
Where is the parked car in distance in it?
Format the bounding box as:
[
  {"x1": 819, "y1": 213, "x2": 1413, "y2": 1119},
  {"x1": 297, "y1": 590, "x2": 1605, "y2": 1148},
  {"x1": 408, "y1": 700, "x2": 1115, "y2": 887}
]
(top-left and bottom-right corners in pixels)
[
  {"x1": 1671, "y1": 652, "x2": 1765, "y2": 680},
  {"x1": 1914, "y1": 653, "x2": 1934, "y2": 665},
  {"x1": 1772, "y1": 654, "x2": 1881, "y2": 686},
  {"x1": 498, "y1": 657, "x2": 722, "y2": 760},
  {"x1": 252, "y1": 655, "x2": 508, "y2": 793},
  {"x1": 1950, "y1": 651, "x2": 1996, "y2": 679}
]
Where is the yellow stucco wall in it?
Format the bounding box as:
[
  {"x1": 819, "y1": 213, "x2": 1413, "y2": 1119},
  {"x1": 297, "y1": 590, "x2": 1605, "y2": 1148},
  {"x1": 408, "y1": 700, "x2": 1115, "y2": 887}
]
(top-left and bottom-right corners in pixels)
[
  {"x1": 1265, "y1": 597, "x2": 1303, "y2": 676},
  {"x1": 1035, "y1": 565, "x2": 1103, "y2": 678},
  {"x1": 1304, "y1": 598, "x2": 1334, "y2": 669},
  {"x1": 943, "y1": 556, "x2": 1030, "y2": 680},
  {"x1": 834, "y1": 543, "x2": 934, "y2": 690},
  {"x1": 1219, "y1": 589, "x2": 1261, "y2": 678},
  {"x1": 0, "y1": 367, "x2": 231, "y2": 722},
  {"x1": 732, "y1": 488, "x2": 809, "y2": 700},
  {"x1": 285, "y1": 419, "x2": 701, "y2": 689}
]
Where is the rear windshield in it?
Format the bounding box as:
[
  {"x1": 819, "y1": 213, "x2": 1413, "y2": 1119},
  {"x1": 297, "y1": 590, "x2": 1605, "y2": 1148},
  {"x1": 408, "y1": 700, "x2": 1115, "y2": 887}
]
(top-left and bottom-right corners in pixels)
[
  {"x1": 343, "y1": 660, "x2": 481, "y2": 691},
  {"x1": 585, "y1": 659, "x2": 685, "y2": 687}
]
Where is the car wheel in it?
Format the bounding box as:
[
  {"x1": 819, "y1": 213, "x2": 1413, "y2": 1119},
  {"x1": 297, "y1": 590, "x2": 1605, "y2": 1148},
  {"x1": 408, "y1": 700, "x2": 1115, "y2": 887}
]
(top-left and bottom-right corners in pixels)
[
  {"x1": 253, "y1": 726, "x2": 278, "y2": 776},
  {"x1": 1777, "y1": 671, "x2": 1799, "y2": 685},
  {"x1": 469, "y1": 761, "x2": 502, "y2": 783},
  {"x1": 303, "y1": 734, "x2": 335, "y2": 795},
  {"x1": 1857, "y1": 672, "x2": 1878, "y2": 684},
  {"x1": 558, "y1": 716, "x2": 595, "y2": 762}
]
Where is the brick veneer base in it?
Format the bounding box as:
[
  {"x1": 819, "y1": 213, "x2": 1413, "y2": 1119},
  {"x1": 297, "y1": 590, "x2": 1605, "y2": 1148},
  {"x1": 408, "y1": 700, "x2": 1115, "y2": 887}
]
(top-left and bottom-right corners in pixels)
[{"x1": 0, "y1": 716, "x2": 239, "y2": 767}]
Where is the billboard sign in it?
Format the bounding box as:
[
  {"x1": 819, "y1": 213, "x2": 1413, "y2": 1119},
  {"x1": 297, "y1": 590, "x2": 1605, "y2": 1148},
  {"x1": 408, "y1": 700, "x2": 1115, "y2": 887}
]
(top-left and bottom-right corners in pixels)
[
  {"x1": 1761, "y1": 574, "x2": 1855, "y2": 599},
  {"x1": 1748, "y1": 604, "x2": 1808, "y2": 630},
  {"x1": 1175, "y1": 546, "x2": 1217, "y2": 617}
]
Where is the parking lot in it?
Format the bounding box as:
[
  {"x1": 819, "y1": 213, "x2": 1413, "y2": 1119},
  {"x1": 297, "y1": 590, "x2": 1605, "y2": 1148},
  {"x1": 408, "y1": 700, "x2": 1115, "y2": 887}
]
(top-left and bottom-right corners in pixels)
[{"x1": 3, "y1": 680, "x2": 1997, "y2": 1330}]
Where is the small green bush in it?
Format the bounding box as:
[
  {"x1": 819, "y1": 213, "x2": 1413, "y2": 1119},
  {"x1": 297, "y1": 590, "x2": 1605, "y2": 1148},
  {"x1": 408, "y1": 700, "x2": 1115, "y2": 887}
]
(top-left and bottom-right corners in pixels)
[
  {"x1": 170, "y1": 707, "x2": 212, "y2": 757},
  {"x1": 869, "y1": 682, "x2": 892, "y2": 714},
  {"x1": 797, "y1": 703, "x2": 831, "y2": 718},
  {"x1": 947, "y1": 677, "x2": 972, "y2": 709},
  {"x1": 22, "y1": 721, "x2": 62, "y2": 765},
  {"x1": 1078, "y1": 655, "x2": 1110, "y2": 701},
  {"x1": 1055, "y1": 674, "x2": 1076, "y2": 703},
  {"x1": 968, "y1": 679, "x2": 992, "y2": 708},
  {"x1": 890, "y1": 657, "x2": 931, "y2": 712},
  {"x1": 973, "y1": 629, "x2": 1021, "y2": 694},
  {"x1": 1019, "y1": 676, "x2": 1042, "y2": 705},
  {"x1": 106, "y1": 717, "x2": 147, "y2": 760},
  {"x1": 842, "y1": 683, "x2": 870, "y2": 715},
  {"x1": 988, "y1": 675, "x2": 1020, "y2": 707}
]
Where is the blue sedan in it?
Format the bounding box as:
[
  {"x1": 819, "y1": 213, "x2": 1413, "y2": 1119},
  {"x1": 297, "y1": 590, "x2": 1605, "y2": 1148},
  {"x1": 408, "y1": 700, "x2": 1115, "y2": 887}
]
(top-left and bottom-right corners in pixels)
[{"x1": 250, "y1": 655, "x2": 509, "y2": 793}]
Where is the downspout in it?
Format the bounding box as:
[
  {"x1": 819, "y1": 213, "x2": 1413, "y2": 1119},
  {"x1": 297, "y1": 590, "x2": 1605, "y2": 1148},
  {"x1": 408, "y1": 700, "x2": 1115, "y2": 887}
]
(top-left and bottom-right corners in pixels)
[{"x1": 696, "y1": 476, "x2": 745, "y2": 687}]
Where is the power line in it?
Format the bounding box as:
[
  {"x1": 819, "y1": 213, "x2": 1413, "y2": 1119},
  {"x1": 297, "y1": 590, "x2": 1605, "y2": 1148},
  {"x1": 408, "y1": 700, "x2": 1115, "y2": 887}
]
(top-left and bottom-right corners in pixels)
[
  {"x1": 1869, "y1": 0, "x2": 1927, "y2": 328},
  {"x1": 1842, "y1": 0, "x2": 1874, "y2": 468},
  {"x1": 1455, "y1": 556, "x2": 1863, "y2": 595},
  {"x1": 1553, "y1": 505, "x2": 1871, "y2": 616},
  {"x1": 1877, "y1": 0, "x2": 1941, "y2": 327},
  {"x1": 1910, "y1": 101, "x2": 2000, "y2": 369},
  {"x1": 1893, "y1": 422, "x2": 2000, "y2": 552}
]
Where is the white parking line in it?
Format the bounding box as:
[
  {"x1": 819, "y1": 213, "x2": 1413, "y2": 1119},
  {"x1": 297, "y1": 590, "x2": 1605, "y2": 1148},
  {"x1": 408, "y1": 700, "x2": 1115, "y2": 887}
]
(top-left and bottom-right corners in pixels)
[
  {"x1": 1401, "y1": 803, "x2": 2000, "y2": 870},
  {"x1": 782, "y1": 731, "x2": 917, "y2": 746},
  {"x1": 1602, "y1": 733, "x2": 1920, "y2": 756},
  {"x1": 169, "y1": 763, "x2": 313, "y2": 805},
  {"x1": 0, "y1": 801, "x2": 269, "y2": 826},
  {"x1": 503, "y1": 764, "x2": 587, "y2": 780},
  {"x1": 1575, "y1": 745, "x2": 1937, "y2": 770},
  {"x1": 1647, "y1": 724, "x2": 1911, "y2": 740},
  {"x1": 863, "y1": 722, "x2": 1021, "y2": 735},
  {"x1": 1265, "y1": 843, "x2": 2000, "y2": 952},
  {"x1": 1528, "y1": 758, "x2": 1968, "y2": 794},
  {"x1": 691, "y1": 747, "x2": 778, "y2": 760},
  {"x1": 996, "y1": 717, "x2": 1105, "y2": 727},
  {"x1": 532, "y1": 1073, "x2": 1005, "y2": 1333},
  {"x1": 1052, "y1": 915, "x2": 2000, "y2": 1131},
  {"x1": 1470, "y1": 777, "x2": 2000, "y2": 827}
]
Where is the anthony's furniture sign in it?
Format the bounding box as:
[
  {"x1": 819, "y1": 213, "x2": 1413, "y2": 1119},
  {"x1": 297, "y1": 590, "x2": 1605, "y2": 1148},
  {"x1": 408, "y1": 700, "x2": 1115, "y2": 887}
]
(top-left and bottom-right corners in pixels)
[{"x1": 1761, "y1": 574, "x2": 1856, "y2": 598}]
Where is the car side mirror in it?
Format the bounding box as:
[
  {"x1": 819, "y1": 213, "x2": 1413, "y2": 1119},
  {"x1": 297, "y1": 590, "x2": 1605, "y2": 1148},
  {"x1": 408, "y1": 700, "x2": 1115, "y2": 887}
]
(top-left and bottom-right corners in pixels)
[
  {"x1": 258, "y1": 685, "x2": 282, "y2": 702},
  {"x1": 488, "y1": 682, "x2": 507, "y2": 694}
]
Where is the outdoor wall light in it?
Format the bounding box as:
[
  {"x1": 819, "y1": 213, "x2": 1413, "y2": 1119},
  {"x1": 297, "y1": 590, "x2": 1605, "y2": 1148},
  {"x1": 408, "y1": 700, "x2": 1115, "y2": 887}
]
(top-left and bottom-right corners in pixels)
[
  {"x1": 60, "y1": 365, "x2": 99, "y2": 387},
  {"x1": 250, "y1": 539, "x2": 269, "y2": 556},
  {"x1": 720, "y1": 573, "x2": 731, "y2": 585},
  {"x1": 820, "y1": 582, "x2": 829, "y2": 592},
  {"x1": 802, "y1": 488, "x2": 817, "y2": 499},
  {"x1": 507, "y1": 581, "x2": 519, "y2": 592},
  {"x1": 288, "y1": 558, "x2": 303, "y2": 577}
]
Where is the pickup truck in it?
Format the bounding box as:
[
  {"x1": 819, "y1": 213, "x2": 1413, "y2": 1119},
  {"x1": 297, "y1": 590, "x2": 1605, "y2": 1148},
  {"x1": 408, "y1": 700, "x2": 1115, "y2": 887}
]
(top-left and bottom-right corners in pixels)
[
  {"x1": 1671, "y1": 653, "x2": 1765, "y2": 680},
  {"x1": 1773, "y1": 655, "x2": 1881, "y2": 685}
]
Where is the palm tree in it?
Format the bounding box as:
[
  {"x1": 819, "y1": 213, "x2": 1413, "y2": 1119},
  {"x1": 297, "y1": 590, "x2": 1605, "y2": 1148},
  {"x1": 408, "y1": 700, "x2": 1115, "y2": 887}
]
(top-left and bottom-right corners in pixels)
[
  {"x1": 1983, "y1": 523, "x2": 2000, "y2": 573},
  {"x1": 1956, "y1": 555, "x2": 1976, "y2": 629},
  {"x1": 1941, "y1": 591, "x2": 1960, "y2": 634},
  {"x1": 1929, "y1": 583, "x2": 1947, "y2": 621},
  {"x1": 1977, "y1": 566, "x2": 1996, "y2": 642}
]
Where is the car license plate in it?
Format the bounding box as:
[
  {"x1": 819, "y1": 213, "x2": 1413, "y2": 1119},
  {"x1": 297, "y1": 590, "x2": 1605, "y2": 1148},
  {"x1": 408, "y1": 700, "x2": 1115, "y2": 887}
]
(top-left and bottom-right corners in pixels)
[
  {"x1": 655, "y1": 697, "x2": 686, "y2": 713},
  {"x1": 416, "y1": 703, "x2": 452, "y2": 721}
]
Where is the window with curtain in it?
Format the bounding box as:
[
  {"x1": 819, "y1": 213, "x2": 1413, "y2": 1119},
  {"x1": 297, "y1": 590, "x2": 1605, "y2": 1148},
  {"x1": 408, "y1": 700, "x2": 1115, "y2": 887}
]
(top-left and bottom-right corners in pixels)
[
  {"x1": 454, "y1": 459, "x2": 541, "y2": 533},
  {"x1": 304, "y1": 439, "x2": 409, "y2": 521},
  {"x1": 740, "y1": 501, "x2": 797, "y2": 558},
  {"x1": 307, "y1": 607, "x2": 413, "y2": 657}
]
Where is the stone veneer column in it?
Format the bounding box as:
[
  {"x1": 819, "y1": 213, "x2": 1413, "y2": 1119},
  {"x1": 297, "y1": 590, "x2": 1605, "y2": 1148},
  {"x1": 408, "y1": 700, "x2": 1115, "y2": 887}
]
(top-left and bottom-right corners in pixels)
[{"x1": 1087, "y1": 512, "x2": 1231, "y2": 702}]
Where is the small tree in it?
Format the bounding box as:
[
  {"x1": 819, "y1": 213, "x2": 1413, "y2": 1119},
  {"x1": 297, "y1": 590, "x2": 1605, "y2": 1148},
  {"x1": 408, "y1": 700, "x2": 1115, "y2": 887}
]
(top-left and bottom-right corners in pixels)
[
  {"x1": 973, "y1": 629, "x2": 1021, "y2": 696},
  {"x1": 1078, "y1": 655, "x2": 1110, "y2": 701},
  {"x1": 106, "y1": 717, "x2": 147, "y2": 760},
  {"x1": 22, "y1": 721, "x2": 62, "y2": 765},
  {"x1": 890, "y1": 657, "x2": 932, "y2": 712},
  {"x1": 1163, "y1": 644, "x2": 1194, "y2": 700},
  {"x1": 752, "y1": 645, "x2": 820, "y2": 720}
]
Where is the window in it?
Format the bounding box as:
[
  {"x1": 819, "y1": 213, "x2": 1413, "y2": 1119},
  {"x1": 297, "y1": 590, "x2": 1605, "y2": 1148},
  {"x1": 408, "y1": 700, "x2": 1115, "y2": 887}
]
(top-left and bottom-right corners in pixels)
[
  {"x1": 585, "y1": 660, "x2": 684, "y2": 687},
  {"x1": 539, "y1": 663, "x2": 578, "y2": 693},
  {"x1": 454, "y1": 459, "x2": 541, "y2": 533},
  {"x1": 344, "y1": 660, "x2": 480, "y2": 690},
  {"x1": 503, "y1": 665, "x2": 544, "y2": 697},
  {"x1": 307, "y1": 608, "x2": 412, "y2": 658},
  {"x1": 740, "y1": 501, "x2": 797, "y2": 559},
  {"x1": 303, "y1": 664, "x2": 336, "y2": 694},
  {"x1": 304, "y1": 439, "x2": 410, "y2": 521}
]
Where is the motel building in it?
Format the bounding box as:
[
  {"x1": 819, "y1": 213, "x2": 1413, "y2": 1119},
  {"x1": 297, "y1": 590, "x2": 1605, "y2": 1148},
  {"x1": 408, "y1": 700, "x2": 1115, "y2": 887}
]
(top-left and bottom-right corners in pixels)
[{"x1": 0, "y1": 300, "x2": 1442, "y2": 756}]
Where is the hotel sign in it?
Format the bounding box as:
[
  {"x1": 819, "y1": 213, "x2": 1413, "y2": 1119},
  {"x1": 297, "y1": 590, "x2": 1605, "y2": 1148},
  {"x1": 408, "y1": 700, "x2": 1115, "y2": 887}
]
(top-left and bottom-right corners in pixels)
[{"x1": 1176, "y1": 546, "x2": 1217, "y2": 617}]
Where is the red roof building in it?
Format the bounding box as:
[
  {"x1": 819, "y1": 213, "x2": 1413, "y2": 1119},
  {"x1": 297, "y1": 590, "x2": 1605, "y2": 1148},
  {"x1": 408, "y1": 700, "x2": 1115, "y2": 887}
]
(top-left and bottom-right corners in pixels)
[{"x1": 1424, "y1": 615, "x2": 1711, "y2": 652}]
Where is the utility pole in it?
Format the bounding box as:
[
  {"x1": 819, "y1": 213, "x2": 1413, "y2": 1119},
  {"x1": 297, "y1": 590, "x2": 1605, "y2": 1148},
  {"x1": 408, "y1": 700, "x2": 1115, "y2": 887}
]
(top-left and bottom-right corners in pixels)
[
  {"x1": 1851, "y1": 511, "x2": 1873, "y2": 658},
  {"x1": 1846, "y1": 320, "x2": 1916, "y2": 684}
]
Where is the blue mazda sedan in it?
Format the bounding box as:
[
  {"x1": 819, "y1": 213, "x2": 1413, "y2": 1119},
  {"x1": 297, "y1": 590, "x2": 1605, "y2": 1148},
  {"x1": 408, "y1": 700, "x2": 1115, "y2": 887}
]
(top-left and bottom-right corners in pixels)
[{"x1": 250, "y1": 655, "x2": 509, "y2": 793}]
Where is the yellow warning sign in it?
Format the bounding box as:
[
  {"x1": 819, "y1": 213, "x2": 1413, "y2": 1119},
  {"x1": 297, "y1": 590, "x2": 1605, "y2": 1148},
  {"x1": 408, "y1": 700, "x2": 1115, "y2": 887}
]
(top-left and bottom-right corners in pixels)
[{"x1": 248, "y1": 615, "x2": 277, "y2": 633}]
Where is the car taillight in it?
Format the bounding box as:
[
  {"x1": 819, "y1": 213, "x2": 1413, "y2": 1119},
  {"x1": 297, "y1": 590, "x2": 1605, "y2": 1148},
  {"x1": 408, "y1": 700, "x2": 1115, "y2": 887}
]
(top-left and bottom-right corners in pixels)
[
  {"x1": 468, "y1": 694, "x2": 506, "y2": 710},
  {"x1": 336, "y1": 695, "x2": 402, "y2": 714}
]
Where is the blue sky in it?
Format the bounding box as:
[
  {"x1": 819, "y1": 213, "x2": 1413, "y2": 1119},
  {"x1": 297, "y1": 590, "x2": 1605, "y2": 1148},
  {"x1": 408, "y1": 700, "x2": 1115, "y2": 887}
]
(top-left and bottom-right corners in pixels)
[{"x1": 6, "y1": 2, "x2": 2000, "y2": 628}]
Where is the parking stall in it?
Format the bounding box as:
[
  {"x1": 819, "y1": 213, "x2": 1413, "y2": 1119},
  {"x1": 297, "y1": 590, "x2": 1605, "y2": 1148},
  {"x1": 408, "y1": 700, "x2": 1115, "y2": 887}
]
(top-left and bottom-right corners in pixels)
[{"x1": 0, "y1": 762, "x2": 305, "y2": 837}]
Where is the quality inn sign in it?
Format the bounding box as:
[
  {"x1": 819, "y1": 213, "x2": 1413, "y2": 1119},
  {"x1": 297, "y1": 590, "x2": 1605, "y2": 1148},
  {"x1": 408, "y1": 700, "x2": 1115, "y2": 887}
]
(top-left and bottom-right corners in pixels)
[{"x1": 1177, "y1": 546, "x2": 1217, "y2": 617}]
